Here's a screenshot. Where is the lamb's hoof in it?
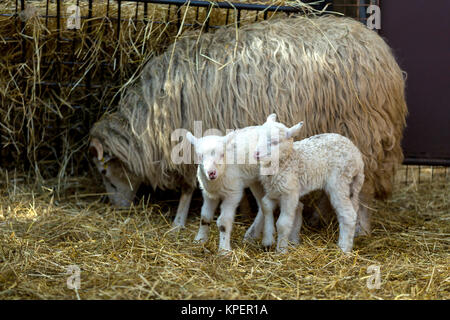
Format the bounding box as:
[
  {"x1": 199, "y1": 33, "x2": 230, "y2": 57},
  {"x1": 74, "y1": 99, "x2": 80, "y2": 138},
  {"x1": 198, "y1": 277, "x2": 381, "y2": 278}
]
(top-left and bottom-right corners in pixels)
[
  {"x1": 218, "y1": 248, "x2": 232, "y2": 256},
  {"x1": 338, "y1": 243, "x2": 353, "y2": 254},
  {"x1": 194, "y1": 234, "x2": 208, "y2": 244},
  {"x1": 355, "y1": 224, "x2": 371, "y2": 237},
  {"x1": 288, "y1": 237, "x2": 301, "y2": 247},
  {"x1": 168, "y1": 223, "x2": 184, "y2": 234},
  {"x1": 261, "y1": 236, "x2": 275, "y2": 248},
  {"x1": 276, "y1": 245, "x2": 289, "y2": 254},
  {"x1": 262, "y1": 245, "x2": 272, "y2": 252},
  {"x1": 243, "y1": 230, "x2": 261, "y2": 244},
  {"x1": 171, "y1": 220, "x2": 185, "y2": 230},
  {"x1": 243, "y1": 235, "x2": 257, "y2": 244}
]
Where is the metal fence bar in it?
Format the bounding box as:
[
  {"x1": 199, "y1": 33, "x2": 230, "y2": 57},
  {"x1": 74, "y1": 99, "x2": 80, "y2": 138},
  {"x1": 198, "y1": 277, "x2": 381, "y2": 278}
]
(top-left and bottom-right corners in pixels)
[
  {"x1": 204, "y1": 4, "x2": 211, "y2": 32},
  {"x1": 120, "y1": 0, "x2": 315, "y2": 12},
  {"x1": 176, "y1": 4, "x2": 181, "y2": 30},
  {"x1": 45, "y1": 0, "x2": 49, "y2": 26},
  {"x1": 19, "y1": 0, "x2": 30, "y2": 170},
  {"x1": 403, "y1": 158, "x2": 450, "y2": 167},
  {"x1": 85, "y1": 0, "x2": 94, "y2": 132},
  {"x1": 55, "y1": 0, "x2": 63, "y2": 164},
  {"x1": 236, "y1": 9, "x2": 241, "y2": 27}
]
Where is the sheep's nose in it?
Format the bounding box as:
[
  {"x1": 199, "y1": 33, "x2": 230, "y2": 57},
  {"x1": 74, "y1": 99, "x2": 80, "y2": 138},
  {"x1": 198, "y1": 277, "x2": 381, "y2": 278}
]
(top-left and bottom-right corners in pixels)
[
  {"x1": 208, "y1": 170, "x2": 217, "y2": 179},
  {"x1": 254, "y1": 151, "x2": 260, "y2": 160}
]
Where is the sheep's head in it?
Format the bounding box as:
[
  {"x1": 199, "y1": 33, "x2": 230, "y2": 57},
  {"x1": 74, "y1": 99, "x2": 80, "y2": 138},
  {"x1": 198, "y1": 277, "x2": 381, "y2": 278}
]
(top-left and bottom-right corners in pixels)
[
  {"x1": 186, "y1": 132, "x2": 234, "y2": 181},
  {"x1": 89, "y1": 138, "x2": 142, "y2": 207},
  {"x1": 254, "y1": 114, "x2": 304, "y2": 164}
]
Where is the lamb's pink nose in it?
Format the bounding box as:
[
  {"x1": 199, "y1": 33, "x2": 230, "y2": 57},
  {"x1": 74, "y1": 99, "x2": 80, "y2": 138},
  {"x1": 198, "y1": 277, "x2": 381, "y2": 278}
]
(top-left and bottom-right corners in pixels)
[{"x1": 208, "y1": 170, "x2": 217, "y2": 179}]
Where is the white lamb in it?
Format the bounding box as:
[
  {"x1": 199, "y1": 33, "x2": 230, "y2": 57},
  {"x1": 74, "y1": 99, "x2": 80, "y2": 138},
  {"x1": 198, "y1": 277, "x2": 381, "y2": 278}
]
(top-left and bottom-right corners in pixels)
[
  {"x1": 185, "y1": 127, "x2": 302, "y2": 253},
  {"x1": 254, "y1": 114, "x2": 365, "y2": 253}
]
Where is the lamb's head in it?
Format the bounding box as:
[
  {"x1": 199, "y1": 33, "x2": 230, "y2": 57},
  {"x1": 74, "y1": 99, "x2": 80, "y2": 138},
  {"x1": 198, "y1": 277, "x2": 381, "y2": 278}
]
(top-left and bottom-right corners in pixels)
[
  {"x1": 89, "y1": 138, "x2": 142, "y2": 207},
  {"x1": 254, "y1": 114, "x2": 304, "y2": 164},
  {"x1": 186, "y1": 131, "x2": 234, "y2": 181}
]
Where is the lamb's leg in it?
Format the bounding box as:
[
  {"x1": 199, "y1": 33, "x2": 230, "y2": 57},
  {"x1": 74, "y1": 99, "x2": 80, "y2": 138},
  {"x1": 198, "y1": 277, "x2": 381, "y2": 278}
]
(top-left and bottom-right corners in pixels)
[
  {"x1": 243, "y1": 183, "x2": 265, "y2": 242},
  {"x1": 194, "y1": 193, "x2": 220, "y2": 243},
  {"x1": 216, "y1": 193, "x2": 243, "y2": 253},
  {"x1": 288, "y1": 201, "x2": 304, "y2": 246},
  {"x1": 276, "y1": 193, "x2": 300, "y2": 253},
  {"x1": 261, "y1": 195, "x2": 277, "y2": 249},
  {"x1": 172, "y1": 187, "x2": 194, "y2": 228},
  {"x1": 328, "y1": 191, "x2": 357, "y2": 253}
]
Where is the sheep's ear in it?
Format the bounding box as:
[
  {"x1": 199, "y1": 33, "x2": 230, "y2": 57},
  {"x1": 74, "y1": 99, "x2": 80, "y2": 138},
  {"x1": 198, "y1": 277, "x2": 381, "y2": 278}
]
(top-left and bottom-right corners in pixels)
[
  {"x1": 186, "y1": 131, "x2": 198, "y2": 146},
  {"x1": 267, "y1": 113, "x2": 277, "y2": 123},
  {"x1": 89, "y1": 138, "x2": 104, "y2": 161},
  {"x1": 286, "y1": 121, "x2": 304, "y2": 139}
]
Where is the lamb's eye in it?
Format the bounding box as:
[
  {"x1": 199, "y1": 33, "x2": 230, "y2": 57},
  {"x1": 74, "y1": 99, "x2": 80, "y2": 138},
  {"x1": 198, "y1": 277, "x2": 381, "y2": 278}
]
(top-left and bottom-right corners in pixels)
[{"x1": 101, "y1": 169, "x2": 107, "y2": 175}]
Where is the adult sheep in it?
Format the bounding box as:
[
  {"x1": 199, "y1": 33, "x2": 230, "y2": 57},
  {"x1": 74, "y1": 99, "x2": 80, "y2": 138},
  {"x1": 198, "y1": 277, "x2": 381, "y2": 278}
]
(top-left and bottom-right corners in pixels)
[{"x1": 89, "y1": 14, "x2": 407, "y2": 232}]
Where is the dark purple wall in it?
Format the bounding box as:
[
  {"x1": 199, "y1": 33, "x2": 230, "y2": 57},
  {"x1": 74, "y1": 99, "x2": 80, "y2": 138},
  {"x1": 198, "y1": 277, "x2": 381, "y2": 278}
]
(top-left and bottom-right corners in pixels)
[{"x1": 380, "y1": 0, "x2": 450, "y2": 164}]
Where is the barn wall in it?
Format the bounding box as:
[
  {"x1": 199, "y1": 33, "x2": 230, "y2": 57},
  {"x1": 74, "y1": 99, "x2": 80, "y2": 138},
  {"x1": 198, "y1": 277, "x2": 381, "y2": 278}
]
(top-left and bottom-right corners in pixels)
[{"x1": 381, "y1": 0, "x2": 450, "y2": 164}]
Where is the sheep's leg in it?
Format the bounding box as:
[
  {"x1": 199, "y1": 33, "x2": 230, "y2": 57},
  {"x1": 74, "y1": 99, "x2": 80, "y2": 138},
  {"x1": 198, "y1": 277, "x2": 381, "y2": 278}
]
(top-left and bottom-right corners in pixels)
[
  {"x1": 261, "y1": 195, "x2": 277, "y2": 249},
  {"x1": 243, "y1": 183, "x2": 265, "y2": 242},
  {"x1": 308, "y1": 193, "x2": 333, "y2": 228},
  {"x1": 355, "y1": 192, "x2": 372, "y2": 237},
  {"x1": 239, "y1": 192, "x2": 253, "y2": 217},
  {"x1": 288, "y1": 201, "x2": 304, "y2": 245},
  {"x1": 276, "y1": 193, "x2": 300, "y2": 253},
  {"x1": 355, "y1": 205, "x2": 371, "y2": 236},
  {"x1": 328, "y1": 190, "x2": 357, "y2": 253},
  {"x1": 194, "y1": 194, "x2": 220, "y2": 243},
  {"x1": 216, "y1": 193, "x2": 243, "y2": 253},
  {"x1": 172, "y1": 188, "x2": 194, "y2": 228}
]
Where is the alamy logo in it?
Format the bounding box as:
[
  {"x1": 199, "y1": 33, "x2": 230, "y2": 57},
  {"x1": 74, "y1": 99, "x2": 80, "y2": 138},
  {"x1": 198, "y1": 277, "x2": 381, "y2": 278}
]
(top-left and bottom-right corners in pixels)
[
  {"x1": 366, "y1": 265, "x2": 381, "y2": 289},
  {"x1": 67, "y1": 5, "x2": 81, "y2": 30},
  {"x1": 18, "y1": 4, "x2": 81, "y2": 30},
  {"x1": 170, "y1": 122, "x2": 280, "y2": 175},
  {"x1": 366, "y1": 5, "x2": 381, "y2": 30},
  {"x1": 66, "y1": 265, "x2": 81, "y2": 290}
]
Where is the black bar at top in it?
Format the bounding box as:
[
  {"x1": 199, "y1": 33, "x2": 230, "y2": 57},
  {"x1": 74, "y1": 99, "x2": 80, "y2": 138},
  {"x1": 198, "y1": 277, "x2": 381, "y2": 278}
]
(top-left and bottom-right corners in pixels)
[
  {"x1": 403, "y1": 158, "x2": 450, "y2": 167},
  {"x1": 118, "y1": 0, "x2": 309, "y2": 13}
]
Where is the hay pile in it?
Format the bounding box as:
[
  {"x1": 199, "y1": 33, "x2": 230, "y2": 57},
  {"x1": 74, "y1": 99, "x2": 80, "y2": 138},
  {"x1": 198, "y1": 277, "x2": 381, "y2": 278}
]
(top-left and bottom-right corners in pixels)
[
  {"x1": 0, "y1": 0, "x2": 330, "y2": 180},
  {"x1": 0, "y1": 166, "x2": 448, "y2": 299}
]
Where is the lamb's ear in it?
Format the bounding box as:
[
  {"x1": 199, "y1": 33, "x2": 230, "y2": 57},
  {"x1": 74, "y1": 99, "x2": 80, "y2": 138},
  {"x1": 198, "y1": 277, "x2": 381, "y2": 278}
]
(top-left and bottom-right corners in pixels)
[
  {"x1": 286, "y1": 121, "x2": 304, "y2": 139},
  {"x1": 186, "y1": 131, "x2": 198, "y2": 146},
  {"x1": 267, "y1": 113, "x2": 277, "y2": 123},
  {"x1": 89, "y1": 138, "x2": 104, "y2": 161}
]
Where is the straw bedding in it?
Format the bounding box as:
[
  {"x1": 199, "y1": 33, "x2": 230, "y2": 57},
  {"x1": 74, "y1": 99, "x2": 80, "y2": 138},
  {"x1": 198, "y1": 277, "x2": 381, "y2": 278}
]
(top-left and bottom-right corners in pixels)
[{"x1": 0, "y1": 167, "x2": 448, "y2": 299}]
